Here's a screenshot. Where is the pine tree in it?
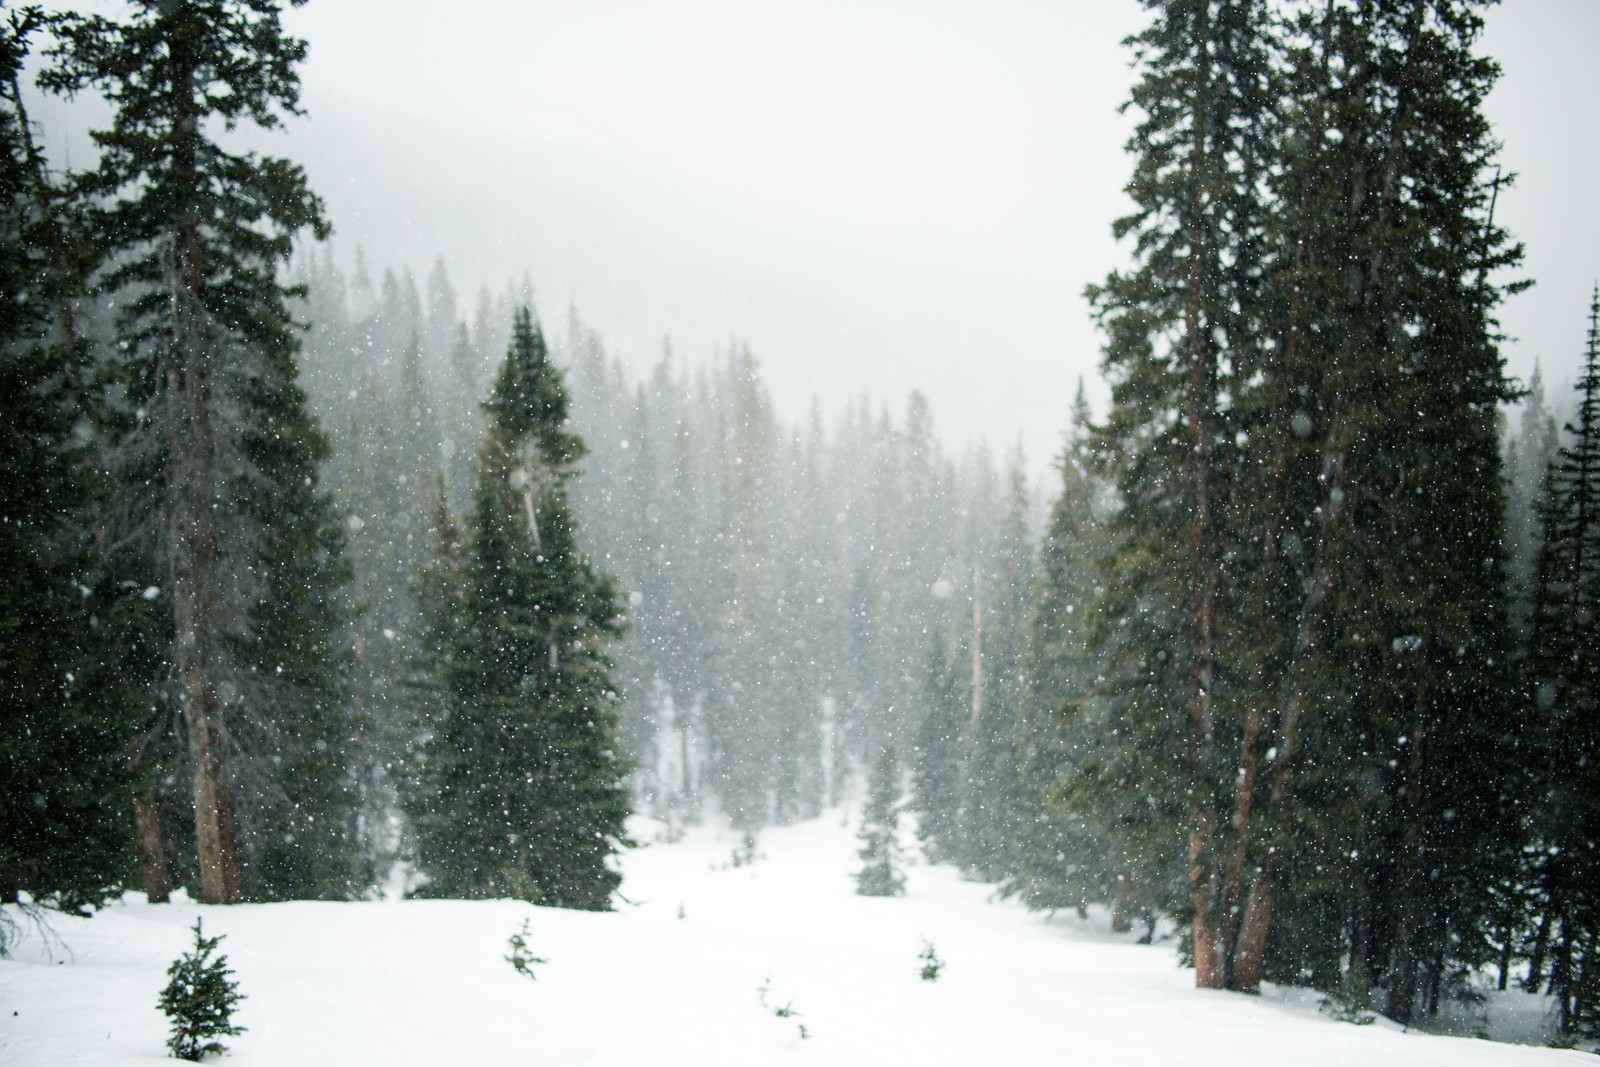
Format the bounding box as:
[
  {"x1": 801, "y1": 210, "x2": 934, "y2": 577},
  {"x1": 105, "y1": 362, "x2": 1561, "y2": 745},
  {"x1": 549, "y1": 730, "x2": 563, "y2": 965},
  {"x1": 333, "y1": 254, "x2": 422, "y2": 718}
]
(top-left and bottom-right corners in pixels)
[
  {"x1": 0, "y1": 8, "x2": 138, "y2": 922},
  {"x1": 1081, "y1": 0, "x2": 1277, "y2": 989},
  {"x1": 158, "y1": 919, "x2": 245, "y2": 1062},
  {"x1": 1081, "y1": 0, "x2": 1522, "y2": 1007},
  {"x1": 1006, "y1": 398, "x2": 1121, "y2": 918},
  {"x1": 855, "y1": 744, "x2": 906, "y2": 897},
  {"x1": 953, "y1": 461, "x2": 1033, "y2": 881},
  {"x1": 1231, "y1": 0, "x2": 1522, "y2": 1014},
  {"x1": 43, "y1": 0, "x2": 357, "y2": 904},
  {"x1": 1507, "y1": 363, "x2": 1561, "y2": 634},
  {"x1": 1524, "y1": 289, "x2": 1600, "y2": 1036},
  {"x1": 909, "y1": 629, "x2": 966, "y2": 864},
  {"x1": 409, "y1": 308, "x2": 631, "y2": 909}
]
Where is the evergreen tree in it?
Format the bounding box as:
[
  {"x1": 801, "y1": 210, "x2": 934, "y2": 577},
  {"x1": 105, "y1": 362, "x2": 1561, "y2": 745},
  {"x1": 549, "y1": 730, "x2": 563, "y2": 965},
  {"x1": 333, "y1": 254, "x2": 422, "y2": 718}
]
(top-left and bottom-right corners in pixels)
[
  {"x1": 0, "y1": 7, "x2": 138, "y2": 921},
  {"x1": 1081, "y1": 0, "x2": 1277, "y2": 989},
  {"x1": 1229, "y1": 0, "x2": 1522, "y2": 1014},
  {"x1": 855, "y1": 744, "x2": 906, "y2": 897},
  {"x1": 1081, "y1": 0, "x2": 1521, "y2": 1009},
  {"x1": 158, "y1": 919, "x2": 245, "y2": 1062},
  {"x1": 953, "y1": 461, "x2": 1033, "y2": 880},
  {"x1": 1507, "y1": 363, "x2": 1561, "y2": 635},
  {"x1": 43, "y1": 0, "x2": 358, "y2": 903},
  {"x1": 1524, "y1": 290, "x2": 1600, "y2": 1037},
  {"x1": 408, "y1": 308, "x2": 630, "y2": 909},
  {"x1": 1006, "y1": 398, "x2": 1121, "y2": 918},
  {"x1": 909, "y1": 629, "x2": 966, "y2": 864}
]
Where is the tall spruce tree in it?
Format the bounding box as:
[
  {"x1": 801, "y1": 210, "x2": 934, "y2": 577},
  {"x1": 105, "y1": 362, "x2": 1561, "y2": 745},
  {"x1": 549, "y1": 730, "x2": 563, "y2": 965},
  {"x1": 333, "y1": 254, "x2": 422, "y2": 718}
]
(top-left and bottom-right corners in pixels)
[
  {"x1": 1007, "y1": 397, "x2": 1121, "y2": 918},
  {"x1": 909, "y1": 628, "x2": 966, "y2": 864},
  {"x1": 1081, "y1": 0, "x2": 1276, "y2": 989},
  {"x1": 0, "y1": 8, "x2": 138, "y2": 922},
  {"x1": 43, "y1": 0, "x2": 358, "y2": 904},
  {"x1": 408, "y1": 308, "x2": 630, "y2": 909},
  {"x1": 1524, "y1": 290, "x2": 1600, "y2": 1036},
  {"x1": 1224, "y1": 0, "x2": 1522, "y2": 1013}
]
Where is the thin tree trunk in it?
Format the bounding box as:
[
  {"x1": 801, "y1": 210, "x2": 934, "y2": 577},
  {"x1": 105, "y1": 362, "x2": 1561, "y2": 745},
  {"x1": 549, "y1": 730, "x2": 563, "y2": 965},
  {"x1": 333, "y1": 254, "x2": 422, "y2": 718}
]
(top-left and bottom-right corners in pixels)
[
  {"x1": 1112, "y1": 875, "x2": 1133, "y2": 933},
  {"x1": 132, "y1": 790, "x2": 172, "y2": 904},
  {"x1": 680, "y1": 722, "x2": 692, "y2": 798},
  {"x1": 1191, "y1": 821, "x2": 1224, "y2": 988},
  {"x1": 1222, "y1": 703, "x2": 1264, "y2": 980},
  {"x1": 970, "y1": 558, "x2": 982, "y2": 728},
  {"x1": 1233, "y1": 690, "x2": 1304, "y2": 994},
  {"x1": 1525, "y1": 906, "x2": 1551, "y2": 993},
  {"x1": 1184, "y1": 0, "x2": 1225, "y2": 992},
  {"x1": 168, "y1": 241, "x2": 239, "y2": 905},
  {"x1": 1385, "y1": 672, "x2": 1430, "y2": 1026}
]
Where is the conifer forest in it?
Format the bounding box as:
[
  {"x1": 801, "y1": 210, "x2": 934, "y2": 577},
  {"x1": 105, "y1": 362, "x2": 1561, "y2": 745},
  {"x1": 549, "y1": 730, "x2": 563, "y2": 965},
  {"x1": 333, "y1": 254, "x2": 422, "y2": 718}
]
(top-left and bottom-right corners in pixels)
[{"x1": 3, "y1": 0, "x2": 1599, "y2": 1057}]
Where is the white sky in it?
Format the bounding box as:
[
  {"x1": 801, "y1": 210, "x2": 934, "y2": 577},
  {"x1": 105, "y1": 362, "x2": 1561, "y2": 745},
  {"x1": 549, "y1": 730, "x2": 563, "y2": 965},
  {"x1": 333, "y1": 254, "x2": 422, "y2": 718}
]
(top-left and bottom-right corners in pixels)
[{"x1": 44, "y1": 1, "x2": 1600, "y2": 464}]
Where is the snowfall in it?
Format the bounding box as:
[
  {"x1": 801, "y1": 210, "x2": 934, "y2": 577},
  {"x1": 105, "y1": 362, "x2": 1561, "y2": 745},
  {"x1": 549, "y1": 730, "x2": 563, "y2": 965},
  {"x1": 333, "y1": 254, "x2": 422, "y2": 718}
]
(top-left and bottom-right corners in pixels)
[{"x1": 1, "y1": 810, "x2": 1588, "y2": 1065}]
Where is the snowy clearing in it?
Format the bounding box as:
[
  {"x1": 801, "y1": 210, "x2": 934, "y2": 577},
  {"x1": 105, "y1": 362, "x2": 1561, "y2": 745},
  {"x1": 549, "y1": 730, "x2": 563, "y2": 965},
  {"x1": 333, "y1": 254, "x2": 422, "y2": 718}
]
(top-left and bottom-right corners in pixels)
[{"x1": 0, "y1": 812, "x2": 1582, "y2": 1066}]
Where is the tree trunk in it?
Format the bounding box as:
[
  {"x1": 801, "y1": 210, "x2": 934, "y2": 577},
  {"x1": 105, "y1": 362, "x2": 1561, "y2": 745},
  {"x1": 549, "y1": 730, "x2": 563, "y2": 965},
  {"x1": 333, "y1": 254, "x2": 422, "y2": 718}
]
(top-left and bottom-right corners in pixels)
[
  {"x1": 1222, "y1": 703, "x2": 1265, "y2": 980},
  {"x1": 167, "y1": 251, "x2": 240, "y2": 906},
  {"x1": 132, "y1": 790, "x2": 171, "y2": 904},
  {"x1": 1191, "y1": 820, "x2": 1225, "y2": 988},
  {"x1": 1183, "y1": 0, "x2": 1225, "y2": 992},
  {"x1": 1385, "y1": 683, "x2": 1430, "y2": 1026},
  {"x1": 1232, "y1": 866, "x2": 1275, "y2": 993},
  {"x1": 1525, "y1": 906, "x2": 1551, "y2": 992},
  {"x1": 186, "y1": 679, "x2": 240, "y2": 904},
  {"x1": 1112, "y1": 876, "x2": 1133, "y2": 933}
]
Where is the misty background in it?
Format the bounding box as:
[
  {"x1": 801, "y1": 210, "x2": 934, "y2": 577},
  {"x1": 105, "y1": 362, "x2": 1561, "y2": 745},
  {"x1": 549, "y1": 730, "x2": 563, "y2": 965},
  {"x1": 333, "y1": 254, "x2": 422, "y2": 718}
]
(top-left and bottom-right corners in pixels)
[{"x1": 257, "y1": 0, "x2": 1599, "y2": 464}]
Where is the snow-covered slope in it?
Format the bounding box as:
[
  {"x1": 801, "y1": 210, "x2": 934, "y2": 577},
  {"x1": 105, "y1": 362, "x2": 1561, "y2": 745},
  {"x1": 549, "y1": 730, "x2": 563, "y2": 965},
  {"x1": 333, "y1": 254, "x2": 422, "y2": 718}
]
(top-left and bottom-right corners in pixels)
[{"x1": 0, "y1": 813, "x2": 1581, "y2": 1065}]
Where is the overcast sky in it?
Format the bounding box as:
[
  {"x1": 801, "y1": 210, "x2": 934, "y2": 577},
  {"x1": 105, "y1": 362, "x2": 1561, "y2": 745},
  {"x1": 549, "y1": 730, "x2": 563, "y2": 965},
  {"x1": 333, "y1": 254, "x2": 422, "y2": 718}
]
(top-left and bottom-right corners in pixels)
[{"x1": 49, "y1": 1, "x2": 1600, "y2": 465}]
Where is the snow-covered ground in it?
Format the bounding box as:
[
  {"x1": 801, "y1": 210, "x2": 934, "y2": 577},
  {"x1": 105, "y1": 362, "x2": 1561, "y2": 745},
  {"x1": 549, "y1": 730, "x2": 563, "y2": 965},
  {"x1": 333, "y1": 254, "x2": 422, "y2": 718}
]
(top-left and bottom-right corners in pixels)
[{"x1": 0, "y1": 811, "x2": 1585, "y2": 1065}]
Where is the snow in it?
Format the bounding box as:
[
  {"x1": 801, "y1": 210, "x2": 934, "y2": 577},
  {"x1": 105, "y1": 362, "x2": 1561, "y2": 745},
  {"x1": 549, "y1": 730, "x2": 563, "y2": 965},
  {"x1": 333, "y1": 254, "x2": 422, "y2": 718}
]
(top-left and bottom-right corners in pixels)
[{"x1": 0, "y1": 813, "x2": 1581, "y2": 1066}]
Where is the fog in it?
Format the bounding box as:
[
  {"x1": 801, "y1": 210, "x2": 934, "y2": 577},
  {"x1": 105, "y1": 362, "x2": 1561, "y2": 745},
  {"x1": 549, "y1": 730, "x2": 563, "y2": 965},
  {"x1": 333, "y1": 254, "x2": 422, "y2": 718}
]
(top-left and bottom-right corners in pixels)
[{"x1": 246, "y1": 0, "x2": 1598, "y2": 462}]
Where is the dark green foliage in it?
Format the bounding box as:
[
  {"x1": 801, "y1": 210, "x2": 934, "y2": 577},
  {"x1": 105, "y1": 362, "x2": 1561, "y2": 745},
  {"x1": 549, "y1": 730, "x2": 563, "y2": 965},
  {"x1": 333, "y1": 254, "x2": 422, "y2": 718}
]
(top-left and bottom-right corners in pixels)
[
  {"x1": 0, "y1": 8, "x2": 137, "y2": 923},
  {"x1": 409, "y1": 308, "x2": 631, "y2": 909},
  {"x1": 1319, "y1": 965, "x2": 1377, "y2": 1027},
  {"x1": 1006, "y1": 410, "x2": 1122, "y2": 917},
  {"x1": 855, "y1": 745, "x2": 906, "y2": 897},
  {"x1": 1077, "y1": 0, "x2": 1525, "y2": 1011},
  {"x1": 1523, "y1": 291, "x2": 1600, "y2": 1038},
  {"x1": 42, "y1": 0, "x2": 360, "y2": 903},
  {"x1": 158, "y1": 919, "x2": 245, "y2": 1062},
  {"x1": 1078, "y1": 0, "x2": 1278, "y2": 986}
]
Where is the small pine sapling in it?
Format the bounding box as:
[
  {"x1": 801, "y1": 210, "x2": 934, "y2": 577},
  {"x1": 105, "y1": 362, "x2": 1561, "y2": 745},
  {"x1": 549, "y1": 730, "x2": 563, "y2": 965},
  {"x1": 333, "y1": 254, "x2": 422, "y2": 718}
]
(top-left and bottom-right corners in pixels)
[
  {"x1": 158, "y1": 919, "x2": 245, "y2": 1061},
  {"x1": 918, "y1": 940, "x2": 944, "y2": 982},
  {"x1": 505, "y1": 918, "x2": 547, "y2": 980}
]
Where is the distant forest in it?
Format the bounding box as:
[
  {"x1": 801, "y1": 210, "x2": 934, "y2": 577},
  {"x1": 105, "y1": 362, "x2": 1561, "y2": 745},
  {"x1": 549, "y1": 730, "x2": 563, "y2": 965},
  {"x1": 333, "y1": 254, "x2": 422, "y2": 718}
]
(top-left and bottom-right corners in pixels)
[{"x1": 2, "y1": 0, "x2": 1597, "y2": 1045}]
